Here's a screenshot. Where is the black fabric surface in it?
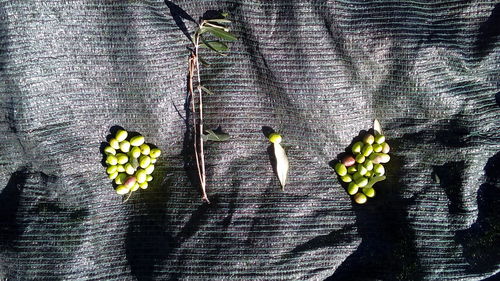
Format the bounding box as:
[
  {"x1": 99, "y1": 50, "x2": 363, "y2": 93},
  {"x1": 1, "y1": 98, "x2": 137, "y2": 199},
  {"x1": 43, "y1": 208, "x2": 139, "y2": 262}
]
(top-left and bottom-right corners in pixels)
[{"x1": 1, "y1": 0, "x2": 500, "y2": 280}]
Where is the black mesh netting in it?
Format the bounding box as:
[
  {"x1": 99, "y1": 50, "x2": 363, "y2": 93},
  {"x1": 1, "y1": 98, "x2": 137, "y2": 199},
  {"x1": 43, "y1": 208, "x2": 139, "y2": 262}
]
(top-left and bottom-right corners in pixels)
[{"x1": 1, "y1": 0, "x2": 500, "y2": 280}]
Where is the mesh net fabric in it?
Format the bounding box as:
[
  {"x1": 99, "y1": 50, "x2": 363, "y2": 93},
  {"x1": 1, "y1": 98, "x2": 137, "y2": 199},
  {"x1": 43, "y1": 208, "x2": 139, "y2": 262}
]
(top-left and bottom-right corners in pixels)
[{"x1": 1, "y1": 0, "x2": 500, "y2": 280}]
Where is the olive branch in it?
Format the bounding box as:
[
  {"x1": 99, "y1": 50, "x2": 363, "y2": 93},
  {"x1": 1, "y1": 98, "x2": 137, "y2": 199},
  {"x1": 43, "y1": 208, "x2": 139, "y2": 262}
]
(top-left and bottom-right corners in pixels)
[{"x1": 187, "y1": 13, "x2": 236, "y2": 202}]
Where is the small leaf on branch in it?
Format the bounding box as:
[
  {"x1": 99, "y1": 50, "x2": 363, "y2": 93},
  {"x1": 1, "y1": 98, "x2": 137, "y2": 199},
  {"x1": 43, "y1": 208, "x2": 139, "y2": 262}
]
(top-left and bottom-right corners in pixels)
[
  {"x1": 373, "y1": 119, "x2": 382, "y2": 135},
  {"x1": 200, "y1": 37, "x2": 229, "y2": 55},
  {"x1": 202, "y1": 128, "x2": 230, "y2": 142},
  {"x1": 199, "y1": 85, "x2": 216, "y2": 95},
  {"x1": 273, "y1": 142, "x2": 289, "y2": 190},
  {"x1": 204, "y1": 26, "x2": 237, "y2": 41},
  {"x1": 206, "y1": 18, "x2": 232, "y2": 24}
]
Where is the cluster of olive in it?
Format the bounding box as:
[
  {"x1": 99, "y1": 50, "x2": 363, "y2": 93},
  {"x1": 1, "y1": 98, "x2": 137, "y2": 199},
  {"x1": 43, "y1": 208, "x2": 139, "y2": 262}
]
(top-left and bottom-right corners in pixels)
[
  {"x1": 334, "y1": 133, "x2": 390, "y2": 204},
  {"x1": 104, "y1": 129, "x2": 161, "y2": 195}
]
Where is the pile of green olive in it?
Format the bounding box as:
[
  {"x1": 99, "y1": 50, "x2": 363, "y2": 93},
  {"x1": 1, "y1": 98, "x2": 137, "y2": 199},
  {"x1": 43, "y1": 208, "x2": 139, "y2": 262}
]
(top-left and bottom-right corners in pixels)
[
  {"x1": 334, "y1": 132, "x2": 390, "y2": 204},
  {"x1": 104, "y1": 129, "x2": 161, "y2": 196}
]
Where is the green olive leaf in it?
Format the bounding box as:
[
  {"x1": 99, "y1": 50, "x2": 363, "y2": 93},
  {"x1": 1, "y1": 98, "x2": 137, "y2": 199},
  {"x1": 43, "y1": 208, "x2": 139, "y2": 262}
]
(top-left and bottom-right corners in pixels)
[
  {"x1": 373, "y1": 119, "x2": 382, "y2": 135},
  {"x1": 203, "y1": 26, "x2": 237, "y2": 42},
  {"x1": 206, "y1": 18, "x2": 232, "y2": 24},
  {"x1": 273, "y1": 142, "x2": 289, "y2": 190},
  {"x1": 366, "y1": 175, "x2": 386, "y2": 188},
  {"x1": 202, "y1": 128, "x2": 230, "y2": 142},
  {"x1": 199, "y1": 85, "x2": 215, "y2": 95},
  {"x1": 200, "y1": 37, "x2": 228, "y2": 55}
]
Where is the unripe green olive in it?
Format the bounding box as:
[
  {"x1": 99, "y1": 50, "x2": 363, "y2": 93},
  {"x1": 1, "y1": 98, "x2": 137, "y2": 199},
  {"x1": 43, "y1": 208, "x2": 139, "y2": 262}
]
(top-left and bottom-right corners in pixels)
[
  {"x1": 341, "y1": 174, "x2": 352, "y2": 183},
  {"x1": 334, "y1": 163, "x2": 348, "y2": 176},
  {"x1": 125, "y1": 163, "x2": 135, "y2": 175},
  {"x1": 355, "y1": 177, "x2": 368, "y2": 187},
  {"x1": 373, "y1": 164, "x2": 385, "y2": 176},
  {"x1": 381, "y1": 142, "x2": 390, "y2": 153},
  {"x1": 130, "y1": 135, "x2": 145, "y2": 147},
  {"x1": 139, "y1": 182, "x2": 148, "y2": 189},
  {"x1": 364, "y1": 159, "x2": 374, "y2": 171},
  {"x1": 347, "y1": 182, "x2": 359, "y2": 195},
  {"x1": 116, "y1": 153, "x2": 128, "y2": 165},
  {"x1": 119, "y1": 140, "x2": 131, "y2": 153},
  {"x1": 130, "y1": 146, "x2": 141, "y2": 158},
  {"x1": 363, "y1": 134, "x2": 374, "y2": 145},
  {"x1": 149, "y1": 148, "x2": 161, "y2": 158},
  {"x1": 146, "y1": 175, "x2": 153, "y2": 182},
  {"x1": 151, "y1": 158, "x2": 157, "y2": 164},
  {"x1": 370, "y1": 153, "x2": 390, "y2": 164},
  {"x1": 352, "y1": 141, "x2": 363, "y2": 154},
  {"x1": 135, "y1": 169, "x2": 147, "y2": 184},
  {"x1": 363, "y1": 187, "x2": 375, "y2": 198},
  {"x1": 115, "y1": 130, "x2": 128, "y2": 142},
  {"x1": 115, "y1": 173, "x2": 127, "y2": 185},
  {"x1": 108, "y1": 172, "x2": 119, "y2": 180},
  {"x1": 374, "y1": 134, "x2": 385, "y2": 144},
  {"x1": 144, "y1": 164, "x2": 155, "y2": 175},
  {"x1": 115, "y1": 184, "x2": 130, "y2": 195},
  {"x1": 354, "y1": 192, "x2": 367, "y2": 204},
  {"x1": 372, "y1": 143, "x2": 382, "y2": 153},
  {"x1": 347, "y1": 166, "x2": 357, "y2": 174},
  {"x1": 365, "y1": 170, "x2": 373, "y2": 177},
  {"x1": 104, "y1": 146, "x2": 116, "y2": 155},
  {"x1": 117, "y1": 165, "x2": 125, "y2": 172},
  {"x1": 106, "y1": 165, "x2": 118, "y2": 174},
  {"x1": 106, "y1": 155, "x2": 118, "y2": 166},
  {"x1": 109, "y1": 138, "x2": 120, "y2": 150},
  {"x1": 353, "y1": 172, "x2": 363, "y2": 180},
  {"x1": 140, "y1": 144, "x2": 150, "y2": 155},
  {"x1": 131, "y1": 182, "x2": 140, "y2": 192},
  {"x1": 355, "y1": 154, "x2": 365, "y2": 164},
  {"x1": 139, "y1": 155, "x2": 151, "y2": 169},
  {"x1": 357, "y1": 164, "x2": 368, "y2": 176},
  {"x1": 362, "y1": 144, "x2": 373, "y2": 157}
]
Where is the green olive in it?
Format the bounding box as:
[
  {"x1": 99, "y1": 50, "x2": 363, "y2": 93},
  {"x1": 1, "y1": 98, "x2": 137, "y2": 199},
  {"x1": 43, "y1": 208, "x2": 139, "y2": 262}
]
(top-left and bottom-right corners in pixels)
[
  {"x1": 149, "y1": 148, "x2": 161, "y2": 158},
  {"x1": 144, "y1": 164, "x2": 155, "y2": 175},
  {"x1": 108, "y1": 172, "x2": 119, "y2": 180},
  {"x1": 119, "y1": 140, "x2": 131, "y2": 153},
  {"x1": 151, "y1": 158, "x2": 157, "y2": 164},
  {"x1": 131, "y1": 182, "x2": 140, "y2": 192},
  {"x1": 125, "y1": 163, "x2": 135, "y2": 175},
  {"x1": 130, "y1": 146, "x2": 141, "y2": 158},
  {"x1": 146, "y1": 175, "x2": 153, "y2": 182},
  {"x1": 362, "y1": 187, "x2": 375, "y2": 198},
  {"x1": 355, "y1": 154, "x2": 365, "y2": 164},
  {"x1": 140, "y1": 144, "x2": 151, "y2": 155},
  {"x1": 347, "y1": 182, "x2": 359, "y2": 195},
  {"x1": 347, "y1": 166, "x2": 357, "y2": 174},
  {"x1": 363, "y1": 134, "x2": 374, "y2": 145},
  {"x1": 353, "y1": 172, "x2": 363, "y2": 180},
  {"x1": 130, "y1": 135, "x2": 145, "y2": 147},
  {"x1": 104, "y1": 146, "x2": 116, "y2": 155},
  {"x1": 357, "y1": 164, "x2": 368, "y2": 176},
  {"x1": 116, "y1": 153, "x2": 129, "y2": 165},
  {"x1": 374, "y1": 134, "x2": 385, "y2": 144},
  {"x1": 341, "y1": 174, "x2": 352, "y2": 183},
  {"x1": 115, "y1": 173, "x2": 127, "y2": 185},
  {"x1": 372, "y1": 143, "x2": 382, "y2": 153},
  {"x1": 106, "y1": 165, "x2": 118, "y2": 174},
  {"x1": 354, "y1": 192, "x2": 367, "y2": 204},
  {"x1": 106, "y1": 155, "x2": 118, "y2": 166},
  {"x1": 363, "y1": 159, "x2": 374, "y2": 171},
  {"x1": 109, "y1": 138, "x2": 120, "y2": 150},
  {"x1": 135, "y1": 169, "x2": 147, "y2": 184},
  {"x1": 355, "y1": 177, "x2": 368, "y2": 187},
  {"x1": 362, "y1": 144, "x2": 373, "y2": 157},
  {"x1": 365, "y1": 170, "x2": 373, "y2": 177},
  {"x1": 334, "y1": 163, "x2": 348, "y2": 176},
  {"x1": 352, "y1": 141, "x2": 363, "y2": 154},
  {"x1": 139, "y1": 155, "x2": 151, "y2": 169},
  {"x1": 381, "y1": 142, "x2": 390, "y2": 153},
  {"x1": 373, "y1": 164, "x2": 385, "y2": 176},
  {"x1": 115, "y1": 130, "x2": 128, "y2": 142},
  {"x1": 139, "y1": 182, "x2": 148, "y2": 189},
  {"x1": 115, "y1": 185, "x2": 130, "y2": 195},
  {"x1": 116, "y1": 165, "x2": 125, "y2": 173}
]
